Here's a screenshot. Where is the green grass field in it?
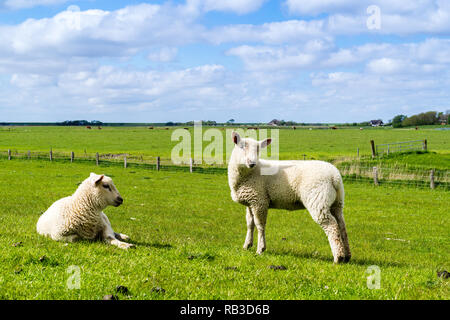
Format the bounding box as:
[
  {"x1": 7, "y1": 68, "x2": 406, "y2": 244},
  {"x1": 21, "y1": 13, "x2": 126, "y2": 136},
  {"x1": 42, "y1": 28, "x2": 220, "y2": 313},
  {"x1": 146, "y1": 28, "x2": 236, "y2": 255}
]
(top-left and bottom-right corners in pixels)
[
  {"x1": 1, "y1": 126, "x2": 449, "y2": 162},
  {"x1": 0, "y1": 159, "x2": 448, "y2": 300}
]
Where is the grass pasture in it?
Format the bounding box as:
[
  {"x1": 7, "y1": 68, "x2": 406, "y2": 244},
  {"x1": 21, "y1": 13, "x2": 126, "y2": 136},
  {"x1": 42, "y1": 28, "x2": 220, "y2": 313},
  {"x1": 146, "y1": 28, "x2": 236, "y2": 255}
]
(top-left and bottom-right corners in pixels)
[
  {"x1": 1, "y1": 125, "x2": 449, "y2": 162},
  {"x1": 0, "y1": 159, "x2": 448, "y2": 300}
]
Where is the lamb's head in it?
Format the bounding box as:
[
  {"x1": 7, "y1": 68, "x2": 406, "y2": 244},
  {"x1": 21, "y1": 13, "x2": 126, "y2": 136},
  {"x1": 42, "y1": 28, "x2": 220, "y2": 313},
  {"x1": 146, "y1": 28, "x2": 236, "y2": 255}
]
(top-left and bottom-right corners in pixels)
[
  {"x1": 89, "y1": 173, "x2": 123, "y2": 207},
  {"x1": 231, "y1": 132, "x2": 271, "y2": 169}
]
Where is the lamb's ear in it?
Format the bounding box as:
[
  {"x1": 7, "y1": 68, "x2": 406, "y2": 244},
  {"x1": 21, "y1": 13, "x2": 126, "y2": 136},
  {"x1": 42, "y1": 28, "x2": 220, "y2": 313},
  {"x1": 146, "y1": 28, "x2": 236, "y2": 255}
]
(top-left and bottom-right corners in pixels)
[
  {"x1": 260, "y1": 138, "x2": 272, "y2": 148},
  {"x1": 232, "y1": 131, "x2": 241, "y2": 145},
  {"x1": 94, "y1": 175, "x2": 104, "y2": 185}
]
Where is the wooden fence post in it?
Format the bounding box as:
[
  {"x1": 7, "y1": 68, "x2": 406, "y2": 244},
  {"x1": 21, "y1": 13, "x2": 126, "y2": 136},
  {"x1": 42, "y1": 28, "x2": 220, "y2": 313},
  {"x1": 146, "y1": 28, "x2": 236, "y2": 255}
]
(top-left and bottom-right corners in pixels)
[
  {"x1": 430, "y1": 169, "x2": 435, "y2": 189},
  {"x1": 156, "y1": 157, "x2": 160, "y2": 171},
  {"x1": 28, "y1": 150, "x2": 31, "y2": 159},
  {"x1": 370, "y1": 140, "x2": 376, "y2": 158},
  {"x1": 357, "y1": 148, "x2": 359, "y2": 158},
  {"x1": 8, "y1": 149, "x2": 11, "y2": 160},
  {"x1": 50, "y1": 149, "x2": 53, "y2": 161},
  {"x1": 96, "y1": 153, "x2": 99, "y2": 166},
  {"x1": 373, "y1": 166, "x2": 379, "y2": 186},
  {"x1": 423, "y1": 139, "x2": 427, "y2": 151},
  {"x1": 124, "y1": 156, "x2": 127, "y2": 168},
  {"x1": 71, "y1": 152, "x2": 74, "y2": 163},
  {"x1": 190, "y1": 158, "x2": 193, "y2": 173}
]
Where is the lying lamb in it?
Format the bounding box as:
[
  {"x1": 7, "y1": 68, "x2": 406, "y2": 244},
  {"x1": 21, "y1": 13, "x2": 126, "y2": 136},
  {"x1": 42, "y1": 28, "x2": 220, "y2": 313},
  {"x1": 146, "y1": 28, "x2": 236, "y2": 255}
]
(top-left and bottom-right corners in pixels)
[
  {"x1": 36, "y1": 173, "x2": 134, "y2": 249},
  {"x1": 228, "y1": 132, "x2": 351, "y2": 263}
]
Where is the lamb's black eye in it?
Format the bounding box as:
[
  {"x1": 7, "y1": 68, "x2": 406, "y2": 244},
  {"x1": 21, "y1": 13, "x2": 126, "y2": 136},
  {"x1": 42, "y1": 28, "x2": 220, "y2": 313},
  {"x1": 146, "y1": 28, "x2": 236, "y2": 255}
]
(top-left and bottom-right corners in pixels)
[{"x1": 103, "y1": 184, "x2": 111, "y2": 190}]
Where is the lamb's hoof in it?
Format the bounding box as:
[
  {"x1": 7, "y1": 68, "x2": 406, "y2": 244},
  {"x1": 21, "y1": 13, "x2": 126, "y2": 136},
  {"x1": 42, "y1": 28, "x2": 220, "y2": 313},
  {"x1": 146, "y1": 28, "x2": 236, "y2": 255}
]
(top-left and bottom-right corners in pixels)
[
  {"x1": 343, "y1": 255, "x2": 351, "y2": 263},
  {"x1": 119, "y1": 242, "x2": 136, "y2": 250},
  {"x1": 243, "y1": 242, "x2": 253, "y2": 250},
  {"x1": 334, "y1": 255, "x2": 348, "y2": 264},
  {"x1": 256, "y1": 248, "x2": 266, "y2": 255},
  {"x1": 120, "y1": 234, "x2": 130, "y2": 241}
]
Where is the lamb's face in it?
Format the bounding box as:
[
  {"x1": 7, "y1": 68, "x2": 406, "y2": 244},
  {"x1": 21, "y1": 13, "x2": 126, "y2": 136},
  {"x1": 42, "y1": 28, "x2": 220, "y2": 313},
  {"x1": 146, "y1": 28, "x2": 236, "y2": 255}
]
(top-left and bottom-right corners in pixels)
[
  {"x1": 231, "y1": 132, "x2": 271, "y2": 169},
  {"x1": 90, "y1": 173, "x2": 123, "y2": 207}
]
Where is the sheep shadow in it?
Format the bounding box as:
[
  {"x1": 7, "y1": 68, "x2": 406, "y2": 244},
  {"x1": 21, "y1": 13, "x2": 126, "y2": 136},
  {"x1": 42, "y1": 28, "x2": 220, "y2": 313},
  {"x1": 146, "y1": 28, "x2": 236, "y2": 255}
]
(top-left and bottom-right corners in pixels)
[
  {"x1": 128, "y1": 240, "x2": 173, "y2": 250},
  {"x1": 266, "y1": 249, "x2": 407, "y2": 268}
]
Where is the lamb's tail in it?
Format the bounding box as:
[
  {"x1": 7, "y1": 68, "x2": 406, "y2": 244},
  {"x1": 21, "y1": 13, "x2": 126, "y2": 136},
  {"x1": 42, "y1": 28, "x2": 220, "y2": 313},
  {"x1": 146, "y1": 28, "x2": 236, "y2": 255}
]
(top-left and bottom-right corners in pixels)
[{"x1": 332, "y1": 171, "x2": 345, "y2": 207}]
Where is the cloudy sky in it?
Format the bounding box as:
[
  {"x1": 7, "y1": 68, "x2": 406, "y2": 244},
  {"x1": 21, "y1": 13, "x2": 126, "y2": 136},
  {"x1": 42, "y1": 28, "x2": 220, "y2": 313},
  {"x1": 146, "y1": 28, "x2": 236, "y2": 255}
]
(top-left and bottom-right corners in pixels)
[{"x1": 1, "y1": 0, "x2": 449, "y2": 123}]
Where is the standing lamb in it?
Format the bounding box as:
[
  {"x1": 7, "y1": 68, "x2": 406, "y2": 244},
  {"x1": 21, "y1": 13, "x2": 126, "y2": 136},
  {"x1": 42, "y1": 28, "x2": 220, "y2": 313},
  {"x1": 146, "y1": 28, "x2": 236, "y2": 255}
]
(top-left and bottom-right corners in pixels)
[
  {"x1": 36, "y1": 173, "x2": 134, "y2": 249},
  {"x1": 228, "y1": 132, "x2": 351, "y2": 263}
]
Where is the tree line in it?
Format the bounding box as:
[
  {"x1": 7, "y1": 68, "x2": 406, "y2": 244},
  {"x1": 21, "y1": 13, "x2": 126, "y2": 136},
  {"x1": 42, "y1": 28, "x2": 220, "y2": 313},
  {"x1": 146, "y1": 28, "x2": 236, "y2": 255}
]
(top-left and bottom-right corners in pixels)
[{"x1": 391, "y1": 111, "x2": 449, "y2": 128}]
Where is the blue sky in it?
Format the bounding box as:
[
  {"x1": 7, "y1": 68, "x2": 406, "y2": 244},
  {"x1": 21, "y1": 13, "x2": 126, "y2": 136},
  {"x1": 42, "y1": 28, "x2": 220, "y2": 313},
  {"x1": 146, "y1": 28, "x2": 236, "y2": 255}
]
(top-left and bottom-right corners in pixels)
[{"x1": 0, "y1": 0, "x2": 449, "y2": 123}]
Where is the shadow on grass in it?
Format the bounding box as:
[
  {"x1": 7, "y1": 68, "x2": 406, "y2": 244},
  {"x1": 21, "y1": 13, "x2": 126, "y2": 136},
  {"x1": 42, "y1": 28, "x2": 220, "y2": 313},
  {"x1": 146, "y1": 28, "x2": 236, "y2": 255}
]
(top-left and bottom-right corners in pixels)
[
  {"x1": 267, "y1": 249, "x2": 407, "y2": 268},
  {"x1": 128, "y1": 240, "x2": 173, "y2": 250}
]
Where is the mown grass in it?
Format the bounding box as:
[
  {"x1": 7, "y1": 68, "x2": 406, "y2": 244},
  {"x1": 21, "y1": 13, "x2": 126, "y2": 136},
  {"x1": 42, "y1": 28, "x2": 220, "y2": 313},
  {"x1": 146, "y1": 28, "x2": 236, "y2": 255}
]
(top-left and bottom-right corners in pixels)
[{"x1": 0, "y1": 159, "x2": 448, "y2": 300}]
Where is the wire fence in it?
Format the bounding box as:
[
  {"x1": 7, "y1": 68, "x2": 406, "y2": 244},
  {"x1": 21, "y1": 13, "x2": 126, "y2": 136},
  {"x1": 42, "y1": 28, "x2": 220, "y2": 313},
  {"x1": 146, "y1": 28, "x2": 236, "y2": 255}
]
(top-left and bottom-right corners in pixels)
[
  {"x1": 376, "y1": 140, "x2": 426, "y2": 156},
  {"x1": 0, "y1": 149, "x2": 448, "y2": 190}
]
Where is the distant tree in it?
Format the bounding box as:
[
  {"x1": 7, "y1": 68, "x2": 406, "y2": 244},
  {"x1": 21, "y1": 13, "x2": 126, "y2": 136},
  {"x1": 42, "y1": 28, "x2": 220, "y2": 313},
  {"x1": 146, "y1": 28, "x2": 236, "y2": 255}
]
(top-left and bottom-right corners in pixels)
[
  {"x1": 402, "y1": 111, "x2": 439, "y2": 127},
  {"x1": 392, "y1": 114, "x2": 407, "y2": 128},
  {"x1": 227, "y1": 119, "x2": 235, "y2": 124}
]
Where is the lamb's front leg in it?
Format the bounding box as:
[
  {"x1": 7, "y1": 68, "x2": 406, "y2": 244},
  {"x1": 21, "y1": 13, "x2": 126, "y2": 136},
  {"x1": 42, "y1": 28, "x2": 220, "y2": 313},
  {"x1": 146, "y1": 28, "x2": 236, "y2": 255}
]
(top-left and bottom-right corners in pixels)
[
  {"x1": 243, "y1": 207, "x2": 255, "y2": 250},
  {"x1": 252, "y1": 207, "x2": 268, "y2": 255},
  {"x1": 101, "y1": 213, "x2": 135, "y2": 249}
]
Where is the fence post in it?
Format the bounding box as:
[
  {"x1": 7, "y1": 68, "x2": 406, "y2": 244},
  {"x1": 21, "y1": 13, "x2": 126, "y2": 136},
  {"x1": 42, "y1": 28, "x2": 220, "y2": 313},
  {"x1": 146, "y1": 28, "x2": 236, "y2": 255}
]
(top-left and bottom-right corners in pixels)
[
  {"x1": 28, "y1": 150, "x2": 31, "y2": 160},
  {"x1": 8, "y1": 149, "x2": 11, "y2": 160},
  {"x1": 423, "y1": 139, "x2": 427, "y2": 151},
  {"x1": 157, "y1": 157, "x2": 160, "y2": 171},
  {"x1": 190, "y1": 158, "x2": 193, "y2": 173},
  {"x1": 430, "y1": 169, "x2": 435, "y2": 189},
  {"x1": 373, "y1": 166, "x2": 379, "y2": 186},
  {"x1": 71, "y1": 152, "x2": 74, "y2": 163},
  {"x1": 50, "y1": 149, "x2": 53, "y2": 162},
  {"x1": 370, "y1": 140, "x2": 376, "y2": 158},
  {"x1": 96, "y1": 153, "x2": 99, "y2": 166},
  {"x1": 357, "y1": 148, "x2": 359, "y2": 158},
  {"x1": 124, "y1": 156, "x2": 127, "y2": 168}
]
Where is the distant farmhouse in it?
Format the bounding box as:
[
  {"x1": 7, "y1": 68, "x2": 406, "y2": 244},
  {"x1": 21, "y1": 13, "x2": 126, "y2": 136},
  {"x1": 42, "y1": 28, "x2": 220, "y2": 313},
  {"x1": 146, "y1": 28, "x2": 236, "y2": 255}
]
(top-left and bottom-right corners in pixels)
[
  {"x1": 370, "y1": 119, "x2": 384, "y2": 127},
  {"x1": 268, "y1": 119, "x2": 281, "y2": 126}
]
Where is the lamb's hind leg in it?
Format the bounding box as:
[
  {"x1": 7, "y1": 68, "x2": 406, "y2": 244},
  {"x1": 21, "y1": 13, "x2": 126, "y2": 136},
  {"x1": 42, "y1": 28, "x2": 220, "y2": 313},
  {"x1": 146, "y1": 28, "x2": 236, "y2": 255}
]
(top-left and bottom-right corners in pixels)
[
  {"x1": 309, "y1": 207, "x2": 346, "y2": 263},
  {"x1": 101, "y1": 213, "x2": 135, "y2": 249},
  {"x1": 243, "y1": 207, "x2": 255, "y2": 250},
  {"x1": 331, "y1": 204, "x2": 351, "y2": 262}
]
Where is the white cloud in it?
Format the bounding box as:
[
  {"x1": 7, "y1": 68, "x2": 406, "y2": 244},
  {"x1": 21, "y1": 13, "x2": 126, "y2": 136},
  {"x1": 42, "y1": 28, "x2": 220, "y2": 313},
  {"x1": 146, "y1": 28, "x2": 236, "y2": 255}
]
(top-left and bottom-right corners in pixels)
[
  {"x1": 187, "y1": 0, "x2": 267, "y2": 15},
  {"x1": 367, "y1": 58, "x2": 406, "y2": 74},
  {"x1": 1, "y1": 1, "x2": 450, "y2": 123},
  {"x1": 3, "y1": 0, "x2": 70, "y2": 10},
  {"x1": 207, "y1": 19, "x2": 329, "y2": 45},
  {"x1": 148, "y1": 47, "x2": 178, "y2": 62},
  {"x1": 285, "y1": 0, "x2": 359, "y2": 16},
  {"x1": 226, "y1": 40, "x2": 331, "y2": 71}
]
